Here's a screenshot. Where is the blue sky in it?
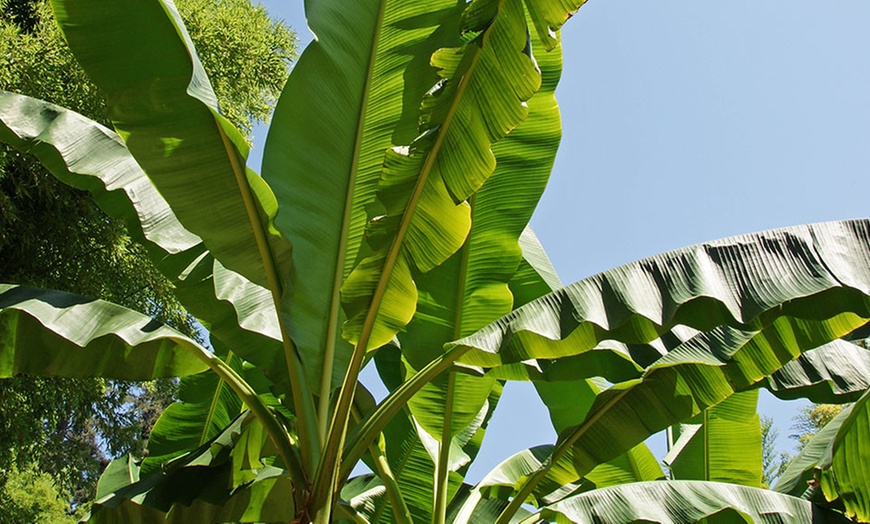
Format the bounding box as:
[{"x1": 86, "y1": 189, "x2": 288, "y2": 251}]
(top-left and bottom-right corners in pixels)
[{"x1": 248, "y1": 1, "x2": 870, "y2": 482}]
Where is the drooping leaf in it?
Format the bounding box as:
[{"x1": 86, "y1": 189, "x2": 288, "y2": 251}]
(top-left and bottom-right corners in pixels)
[
  {"x1": 52, "y1": 0, "x2": 314, "y2": 437},
  {"x1": 537, "y1": 480, "x2": 852, "y2": 524},
  {"x1": 761, "y1": 338, "x2": 870, "y2": 403},
  {"x1": 452, "y1": 220, "x2": 870, "y2": 371},
  {"x1": 0, "y1": 284, "x2": 208, "y2": 380},
  {"x1": 0, "y1": 89, "x2": 287, "y2": 392},
  {"x1": 51, "y1": 0, "x2": 293, "y2": 293},
  {"x1": 0, "y1": 90, "x2": 201, "y2": 265},
  {"x1": 457, "y1": 221, "x2": 870, "y2": 516}
]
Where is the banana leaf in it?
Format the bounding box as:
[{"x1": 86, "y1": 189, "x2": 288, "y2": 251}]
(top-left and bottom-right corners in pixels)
[
  {"x1": 0, "y1": 284, "x2": 208, "y2": 380},
  {"x1": 50, "y1": 0, "x2": 293, "y2": 293},
  {"x1": 88, "y1": 411, "x2": 295, "y2": 523},
  {"x1": 537, "y1": 480, "x2": 852, "y2": 524},
  {"x1": 664, "y1": 390, "x2": 762, "y2": 487}
]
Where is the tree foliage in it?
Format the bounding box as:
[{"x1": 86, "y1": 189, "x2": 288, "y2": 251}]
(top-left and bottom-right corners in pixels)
[
  {"x1": 0, "y1": 465, "x2": 79, "y2": 524},
  {"x1": 760, "y1": 415, "x2": 789, "y2": 489},
  {"x1": 794, "y1": 404, "x2": 846, "y2": 449}
]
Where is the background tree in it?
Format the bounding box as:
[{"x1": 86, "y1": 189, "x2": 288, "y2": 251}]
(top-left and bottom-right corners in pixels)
[
  {"x1": 792, "y1": 404, "x2": 845, "y2": 449},
  {"x1": 0, "y1": 465, "x2": 79, "y2": 524},
  {"x1": 760, "y1": 416, "x2": 790, "y2": 488},
  {"x1": 0, "y1": 0, "x2": 296, "y2": 510}
]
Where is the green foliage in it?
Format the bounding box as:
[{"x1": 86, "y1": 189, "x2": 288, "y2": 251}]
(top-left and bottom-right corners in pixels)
[
  {"x1": 0, "y1": 377, "x2": 169, "y2": 505},
  {"x1": 0, "y1": 0, "x2": 296, "y2": 509},
  {"x1": 0, "y1": 465, "x2": 80, "y2": 523},
  {"x1": 794, "y1": 404, "x2": 845, "y2": 448},
  {"x1": 760, "y1": 416, "x2": 789, "y2": 489},
  {"x1": 178, "y1": 0, "x2": 296, "y2": 137},
  {"x1": 2, "y1": 0, "x2": 870, "y2": 522}
]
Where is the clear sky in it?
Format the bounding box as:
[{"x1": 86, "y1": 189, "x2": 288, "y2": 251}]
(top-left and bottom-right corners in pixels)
[{"x1": 248, "y1": 1, "x2": 870, "y2": 482}]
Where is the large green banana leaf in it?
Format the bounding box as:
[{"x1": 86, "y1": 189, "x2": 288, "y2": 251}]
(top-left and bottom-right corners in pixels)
[
  {"x1": 328, "y1": 22, "x2": 565, "y2": 518},
  {"x1": 394, "y1": 13, "x2": 564, "y2": 518},
  {"x1": 339, "y1": 0, "x2": 542, "y2": 354},
  {"x1": 0, "y1": 284, "x2": 208, "y2": 380},
  {"x1": 451, "y1": 220, "x2": 870, "y2": 369},
  {"x1": 444, "y1": 220, "x2": 870, "y2": 520},
  {"x1": 536, "y1": 480, "x2": 852, "y2": 524},
  {"x1": 261, "y1": 0, "x2": 466, "y2": 396},
  {"x1": 45, "y1": 0, "x2": 317, "y2": 454},
  {"x1": 50, "y1": 0, "x2": 293, "y2": 294},
  {"x1": 664, "y1": 390, "x2": 762, "y2": 487}
]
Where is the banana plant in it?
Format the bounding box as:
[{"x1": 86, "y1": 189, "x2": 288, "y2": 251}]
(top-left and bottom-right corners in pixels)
[{"x1": 2, "y1": 0, "x2": 870, "y2": 522}]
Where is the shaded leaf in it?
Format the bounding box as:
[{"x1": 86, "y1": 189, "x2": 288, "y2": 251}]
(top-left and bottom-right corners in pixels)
[
  {"x1": 88, "y1": 412, "x2": 294, "y2": 523},
  {"x1": 762, "y1": 338, "x2": 870, "y2": 403},
  {"x1": 819, "y1": 387, "x2": 870, "y2": 521}
]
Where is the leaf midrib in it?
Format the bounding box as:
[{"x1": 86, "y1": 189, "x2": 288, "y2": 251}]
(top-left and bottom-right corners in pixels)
[
  {"x1": 199, "y1": 351, "x2": 236, "y2": 446},
  {"x1": 317, "y1": 31, "x2": 487, "y2": 514},
  {"x1": 317, "y1": 0, "x2": 390, "y2": 443},
  {"x1": 215, "y1": 121, "x2": 317, "y2": 470}
]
